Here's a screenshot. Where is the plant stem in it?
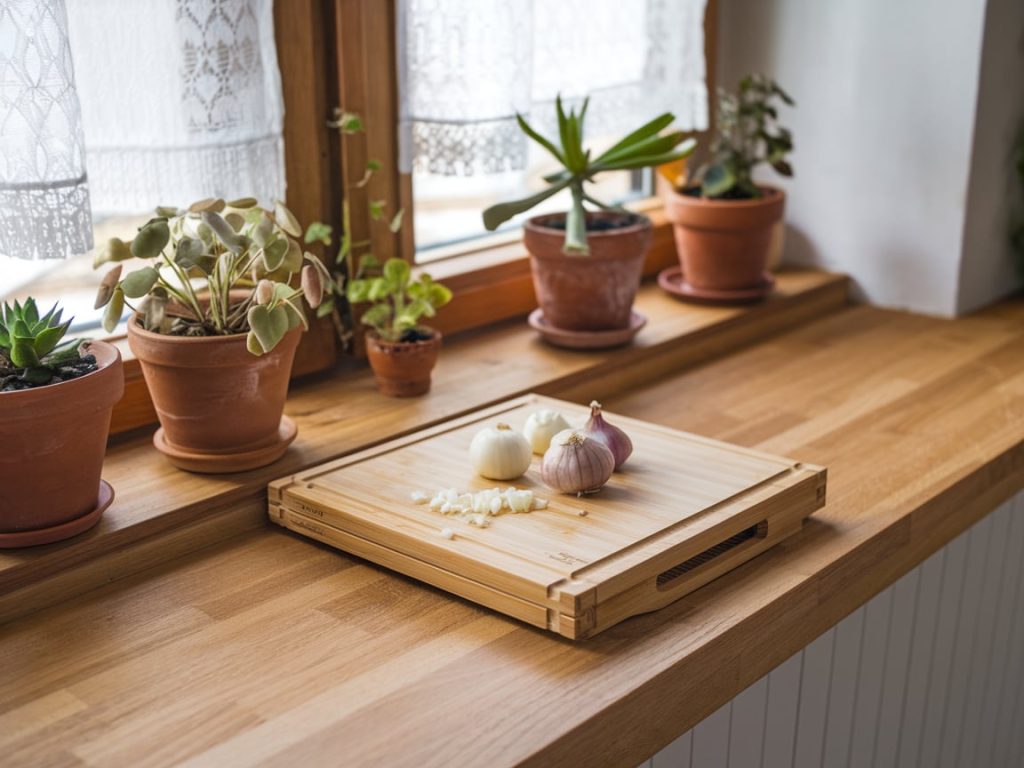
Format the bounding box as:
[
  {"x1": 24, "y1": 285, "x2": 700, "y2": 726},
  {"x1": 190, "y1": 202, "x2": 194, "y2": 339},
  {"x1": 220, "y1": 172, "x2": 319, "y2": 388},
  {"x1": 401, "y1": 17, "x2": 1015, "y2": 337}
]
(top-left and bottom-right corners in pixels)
[{"x1": 563, "y1": 181, "x2": 589, "y2": 255}]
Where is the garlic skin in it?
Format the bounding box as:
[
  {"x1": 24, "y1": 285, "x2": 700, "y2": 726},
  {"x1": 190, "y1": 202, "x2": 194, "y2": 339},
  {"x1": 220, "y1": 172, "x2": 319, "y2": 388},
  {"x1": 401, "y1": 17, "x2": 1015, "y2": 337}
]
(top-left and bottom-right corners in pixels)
[
  {"x1": 523, "y1": 409, "x2": 572, "y2": 454},
  {"x1": 541, "y1": 429, "x2": 614, "y2": 495},
  {"x1": 583, "y1": 401, "x2": 633, "y2": 470},
  {"x1": 469, "y1": 423, "x2": 532, "y2": 480}
]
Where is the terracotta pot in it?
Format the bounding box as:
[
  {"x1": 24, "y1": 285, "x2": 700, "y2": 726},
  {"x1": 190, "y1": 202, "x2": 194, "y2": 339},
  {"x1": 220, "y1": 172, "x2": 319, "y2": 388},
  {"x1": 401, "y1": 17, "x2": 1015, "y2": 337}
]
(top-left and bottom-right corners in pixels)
[
  {"x1": 665, "y1": 186, "x2": 786, "y2": 290},
  {"x1": 0, "y1": 341, "x2": 123, "y2": 546},
  {"x1": 366, "y1": 330, "x2": 441, "y2": 398},
  {"x1": 127, "y1": 315, "x2": 301, "y2": 471},
  {"x1": 523, "y1": 211, "x2": 653, "y2": 332}
]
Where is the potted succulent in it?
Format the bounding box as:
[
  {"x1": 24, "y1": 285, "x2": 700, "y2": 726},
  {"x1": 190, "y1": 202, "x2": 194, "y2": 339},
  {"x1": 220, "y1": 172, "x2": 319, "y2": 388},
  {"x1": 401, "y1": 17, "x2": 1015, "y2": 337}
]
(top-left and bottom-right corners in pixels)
[
  {"x1": 94, "y1": 198, "x2": 330, "y2": 473},
  {"x1": 663, "y1": 74, "x2": 795, "y2": 301},
  {"x1": 345, "y1": 257, "x2": 451, "y2": 397},
  {"x1": 482, "y1": 96, "x2": 694, "y2": 343},
  {"x1": 0, "y1": 300, "x2": 123, "y2": 546}
]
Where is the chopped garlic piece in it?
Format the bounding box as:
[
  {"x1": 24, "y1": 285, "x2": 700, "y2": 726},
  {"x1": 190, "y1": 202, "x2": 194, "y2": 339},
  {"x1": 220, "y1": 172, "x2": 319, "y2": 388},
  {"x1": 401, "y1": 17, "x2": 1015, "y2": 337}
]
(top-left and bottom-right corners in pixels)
[
  {"x1": 440, "y1": 527, "x2": 454, "y2": 539},
  {"x1": 410, "y1": 490, "x2": 429, "y2": 504}
]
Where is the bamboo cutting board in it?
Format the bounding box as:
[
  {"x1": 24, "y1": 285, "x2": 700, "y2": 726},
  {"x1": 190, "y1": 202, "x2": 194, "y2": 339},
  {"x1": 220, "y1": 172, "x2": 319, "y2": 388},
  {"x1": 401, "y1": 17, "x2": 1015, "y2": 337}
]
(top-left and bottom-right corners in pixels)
[{"x1": 268, "y1": 395, "x2": 826, "y2": 639}]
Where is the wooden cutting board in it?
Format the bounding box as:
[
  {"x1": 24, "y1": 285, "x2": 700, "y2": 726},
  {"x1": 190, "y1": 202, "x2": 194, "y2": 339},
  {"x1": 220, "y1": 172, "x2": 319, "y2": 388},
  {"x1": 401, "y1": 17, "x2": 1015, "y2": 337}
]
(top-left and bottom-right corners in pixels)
[{"x1": 268, "y1": 395, "x2": 827, "y2": 640}]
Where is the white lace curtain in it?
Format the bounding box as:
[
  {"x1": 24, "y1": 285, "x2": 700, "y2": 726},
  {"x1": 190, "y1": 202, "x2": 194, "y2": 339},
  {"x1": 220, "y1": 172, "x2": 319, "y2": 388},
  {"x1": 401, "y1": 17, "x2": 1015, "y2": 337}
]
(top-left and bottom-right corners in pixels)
[
  {"x1": 397, "y1": 0, "x2": 709, "y2": 176},
  {"x1": 0, "y1": 0, "x2": 284, "y2": 261}
]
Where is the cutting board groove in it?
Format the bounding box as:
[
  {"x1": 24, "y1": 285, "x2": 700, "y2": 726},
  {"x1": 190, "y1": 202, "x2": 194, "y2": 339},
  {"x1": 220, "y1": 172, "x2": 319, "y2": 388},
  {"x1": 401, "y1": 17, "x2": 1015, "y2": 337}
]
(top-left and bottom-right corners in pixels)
[{"x1": 269, "y1": 395, "x2": 827, "y2": 639}]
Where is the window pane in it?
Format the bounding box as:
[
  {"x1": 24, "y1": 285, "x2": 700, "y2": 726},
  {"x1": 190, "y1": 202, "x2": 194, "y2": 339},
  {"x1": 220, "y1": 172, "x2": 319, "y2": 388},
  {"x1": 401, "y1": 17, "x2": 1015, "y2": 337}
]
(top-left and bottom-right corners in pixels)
[{"x1": 413, "y1": 136, "x2": 652, "y2": 263}]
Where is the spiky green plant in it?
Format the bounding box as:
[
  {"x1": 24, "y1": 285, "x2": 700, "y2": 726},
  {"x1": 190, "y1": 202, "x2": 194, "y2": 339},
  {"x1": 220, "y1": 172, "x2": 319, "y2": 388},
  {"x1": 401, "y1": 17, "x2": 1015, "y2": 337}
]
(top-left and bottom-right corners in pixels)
[
  {"x1": 482, "y1": 96, "x2": 696, "y2": 254},
  {"x1": 0, "y1": 299, "x2": 85, "y2": 387}
]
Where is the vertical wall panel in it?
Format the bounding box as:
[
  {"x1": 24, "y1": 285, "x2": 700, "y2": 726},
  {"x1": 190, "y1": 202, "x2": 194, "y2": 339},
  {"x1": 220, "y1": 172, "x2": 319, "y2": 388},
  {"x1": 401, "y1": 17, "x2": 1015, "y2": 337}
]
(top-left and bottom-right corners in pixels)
[
  {"x1": 651, "y1": 492, "x2": 1024, "y2": 768},
  {"x1": 865, "y1": 567, "x2": 919, "y2": 768},
  {"x1": 847, "y1": 585, "x2": 894, "y2": 768},
  {"x1": 726, "y1": 677, "x2": 767, "y2": 768},
  {"x1": 760, "y1": 652, "x2": 802, "y2": 768}
]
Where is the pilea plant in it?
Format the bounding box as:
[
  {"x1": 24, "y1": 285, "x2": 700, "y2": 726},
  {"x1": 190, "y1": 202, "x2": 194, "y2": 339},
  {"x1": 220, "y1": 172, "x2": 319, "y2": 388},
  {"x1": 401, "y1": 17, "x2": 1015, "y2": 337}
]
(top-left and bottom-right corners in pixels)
[
  {"x1": 345, "y1": 257, "x2": 451, "y2": 343},
  {"x1": 691, "y1": 74, "x2": 795, "y2": 199},
  {"x1": 93, "y1": 198, "x2": 332, "y2": 355},
  {"x1": 0, "y1": 299, "x2": 91, "y2": 390},
  {"x1": 482, "y1": 96, "x2": 695, "y2": 254}
]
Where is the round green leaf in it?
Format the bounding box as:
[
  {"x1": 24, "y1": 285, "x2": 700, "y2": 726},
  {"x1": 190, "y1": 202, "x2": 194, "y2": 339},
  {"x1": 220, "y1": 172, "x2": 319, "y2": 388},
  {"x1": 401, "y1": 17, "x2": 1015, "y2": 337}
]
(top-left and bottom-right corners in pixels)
[
  {"x1": 120, "y1": 266, "x2": 160, "y2": 299},
  {"x1": 131, "y1": 221, "x2": 170, "y2": 259}
]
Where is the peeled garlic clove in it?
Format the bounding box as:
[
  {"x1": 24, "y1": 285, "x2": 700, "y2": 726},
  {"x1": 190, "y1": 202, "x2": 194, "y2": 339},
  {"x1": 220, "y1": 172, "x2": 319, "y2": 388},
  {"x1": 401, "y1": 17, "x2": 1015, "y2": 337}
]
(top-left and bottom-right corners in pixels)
[
  {"x1": 523, "y1": 409, "x2": 573, "y2": 454},
  {"x1": 541, "y1": 429, "x2": 615, "y2": 495},
  {"x1": 583, "y1": 401, "x2": 633, "y2": 470},
  {"x1": 469, "y1": 423, "x2": 532, "y2": 480}
]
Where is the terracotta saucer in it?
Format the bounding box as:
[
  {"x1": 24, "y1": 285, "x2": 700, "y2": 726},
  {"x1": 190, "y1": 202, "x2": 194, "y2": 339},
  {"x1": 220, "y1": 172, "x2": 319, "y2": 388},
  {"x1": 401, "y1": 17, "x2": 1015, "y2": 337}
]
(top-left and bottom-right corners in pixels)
[
  {"x1": 0, "y1": 480, "x2": 113, "y2": 548},
  {"x1": 153, "y1": 416, "x2": 298, "y2": 474},
  {"x1": 528, "y1": 309, "x2": 647, "y2": 350},
  {"x1": 658, "y1": 266, "x2": 775, "y2": 304}
]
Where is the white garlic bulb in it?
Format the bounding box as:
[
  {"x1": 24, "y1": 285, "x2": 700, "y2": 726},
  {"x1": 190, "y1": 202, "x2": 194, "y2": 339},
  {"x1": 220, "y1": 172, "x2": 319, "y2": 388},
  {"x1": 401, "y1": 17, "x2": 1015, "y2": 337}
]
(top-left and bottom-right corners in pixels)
[
  {"x1": 469, "y1": 423, "x2": 532, "y2": 480},
  {"x1": 522, "y1": 408, "x2": 572, "y2": 454}
]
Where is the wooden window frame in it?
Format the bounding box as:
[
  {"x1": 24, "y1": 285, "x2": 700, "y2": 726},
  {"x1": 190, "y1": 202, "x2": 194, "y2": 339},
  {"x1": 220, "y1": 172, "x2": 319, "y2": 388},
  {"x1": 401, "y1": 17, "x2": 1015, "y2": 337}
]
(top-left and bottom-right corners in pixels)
[{"x1": 110, "y1": 0, "x2": 716, "y2": 434}]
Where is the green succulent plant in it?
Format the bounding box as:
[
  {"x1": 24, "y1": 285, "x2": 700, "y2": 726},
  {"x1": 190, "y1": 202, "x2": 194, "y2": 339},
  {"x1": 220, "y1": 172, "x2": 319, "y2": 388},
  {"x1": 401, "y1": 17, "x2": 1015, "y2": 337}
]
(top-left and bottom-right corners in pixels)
[
  {"x1": 693, "y1": 74, "x2": 795, "y2": 199},
  {"x1": 93, "y1": 198, "x2": 333, "y2": 356},
  {"x1": 482, "y1": 96, "x2": 696, "y2": 254},
  {"x1": 346, "y1": 257, "x2": 452, "y2": 343},
  {"x1": 0, "y1": 299, "x2": 86, "y2": 387}
]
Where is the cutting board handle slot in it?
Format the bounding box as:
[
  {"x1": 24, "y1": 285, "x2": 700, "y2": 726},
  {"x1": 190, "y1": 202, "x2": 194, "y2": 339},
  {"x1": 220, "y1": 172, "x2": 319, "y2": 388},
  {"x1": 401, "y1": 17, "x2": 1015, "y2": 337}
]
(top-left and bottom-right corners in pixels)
[{"x1": 656, "y1": 521, "x2": 767, "y2": 590}]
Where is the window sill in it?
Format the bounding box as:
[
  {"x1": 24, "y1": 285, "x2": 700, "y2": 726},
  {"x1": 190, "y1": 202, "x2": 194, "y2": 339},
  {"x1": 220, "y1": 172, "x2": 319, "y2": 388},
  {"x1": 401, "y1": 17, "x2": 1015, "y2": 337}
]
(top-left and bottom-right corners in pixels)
[{"x1": 0, "y1": 269, "x2": 848, "y2": 620}]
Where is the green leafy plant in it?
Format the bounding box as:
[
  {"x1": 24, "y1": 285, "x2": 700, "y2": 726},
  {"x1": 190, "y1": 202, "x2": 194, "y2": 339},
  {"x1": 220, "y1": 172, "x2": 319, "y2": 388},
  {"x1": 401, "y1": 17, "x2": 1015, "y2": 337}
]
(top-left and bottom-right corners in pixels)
[
  {"x1": 691, "y1": 74, "x2": 795, "y2": 199},
  {"x1": 481, "y1": 96, "x2": 695, "y2": 255},
  {"x1": 345, "y1": 257, "x2": 451, "y2": 343},
  {"x1": 0, "y1": 299, "x2": 89, "y2": 389},
  {"x1": 93, "y1": 198, "x2": 332, "y2": 356}
]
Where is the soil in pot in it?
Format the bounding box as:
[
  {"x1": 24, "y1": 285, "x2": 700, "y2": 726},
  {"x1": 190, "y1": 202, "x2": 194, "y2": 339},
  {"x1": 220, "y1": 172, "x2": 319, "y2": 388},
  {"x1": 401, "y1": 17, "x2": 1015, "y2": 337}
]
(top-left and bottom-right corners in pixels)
[
  {"x1": 0, "y1": 341, "x2": 123, "y2": 546},
  {"x1": 523, "y1": 211, "x2": 652, "y2": 333},
  {"x1": 665, "y1": 186, "x2": 785, "y2": 292},
  {"x1": 128, "y1": 315, "x2": 301, "y2": 473},
  {"x1": 366, "y1": 329, "x2": 441, "y2": 398}
]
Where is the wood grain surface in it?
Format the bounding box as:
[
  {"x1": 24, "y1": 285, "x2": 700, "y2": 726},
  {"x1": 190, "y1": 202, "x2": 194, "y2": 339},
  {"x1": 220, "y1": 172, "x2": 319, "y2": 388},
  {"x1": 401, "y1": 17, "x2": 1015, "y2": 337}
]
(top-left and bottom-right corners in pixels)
[
  {"x1": 0, "y1": 270, "x2": 846, "y2": 621},
  {"x1": 2, "y1": 291, "x2": 1022, "y2": 767},
  {"x1": 270, "y1": 395, "x2": 824, "y2": 638}
]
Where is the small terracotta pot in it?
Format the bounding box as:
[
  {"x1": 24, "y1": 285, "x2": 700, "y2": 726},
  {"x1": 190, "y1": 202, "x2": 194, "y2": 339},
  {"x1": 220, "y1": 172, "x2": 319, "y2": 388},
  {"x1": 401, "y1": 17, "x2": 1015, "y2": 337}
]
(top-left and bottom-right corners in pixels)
[
  {"x1": 523, "y1": 211, "x2": 653, "y2": 332},
  {"x1": 366, "y1": 330, "x2": 441, "y2": 398},
  {"x1": 0, "y1": 341, "x2": 123, "y2": 546},
  {"x1": 665, "y1": 186, "x2": 786, "y2": 290},
  {"x1": 127, "y1": 315, "x2": 301, "y2": 471}
]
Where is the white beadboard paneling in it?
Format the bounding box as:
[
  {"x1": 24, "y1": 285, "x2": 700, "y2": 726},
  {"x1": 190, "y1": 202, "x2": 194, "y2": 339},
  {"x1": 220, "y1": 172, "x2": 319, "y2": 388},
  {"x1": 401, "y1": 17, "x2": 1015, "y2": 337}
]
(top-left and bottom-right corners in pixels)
[
  {"x1": 760, "y1": 652, "x2": 802, "y2": 768},
  {"x1": 866, "y1": 566, "x2": 919, "y2": 768},
  {"x1": 847, "y1": 585, "x2": 893, "y2": 768},
  {"x1": 894, "y1": 546, "x2": 947, "y2": 768},
  {"x1": 791, "y1": 627, "x2": 836, "y2": 768},
  {"x1": 726, "y1": 676, "x2": 767, "y2": 768},
  {"x1": 650, "y1": 492, "x2": 1024, "y2": 768},
  {"x1": 690, "y1": 702, "x2": 731, "y2": 768},
  {"x1": 956, "y1": 502, "x2": 1011, "y2": 766},
  {"x1": 651, "y1": 730, "x2": 691, "y2": 768}
]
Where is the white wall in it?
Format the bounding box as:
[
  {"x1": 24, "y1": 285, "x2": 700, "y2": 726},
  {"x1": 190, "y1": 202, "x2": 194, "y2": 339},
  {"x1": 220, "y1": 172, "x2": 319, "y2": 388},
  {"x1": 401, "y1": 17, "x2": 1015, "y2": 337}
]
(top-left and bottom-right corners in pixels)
[
  {"x1": 957, "y1": 0, "x2": 1024, "y2": 314},
  {"x1": 714, "y1": 0, "x2": 1019, "y2": 316},
  {"x1": 641, "y1": 491, "x2": 1024, "y2": 768}
]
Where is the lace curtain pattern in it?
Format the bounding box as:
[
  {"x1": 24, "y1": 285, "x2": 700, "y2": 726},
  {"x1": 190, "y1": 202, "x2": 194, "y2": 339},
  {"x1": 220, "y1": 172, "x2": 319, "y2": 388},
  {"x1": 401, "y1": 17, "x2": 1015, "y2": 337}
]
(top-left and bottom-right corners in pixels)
[
  {"x1": 398, "y1": 0, "x2": 709, "y2": 176},
  {"x1": 0, "y1": 0, "x2": 92, "y2": 261},
  {"x1": 67, "y1": 0, "x2": 284, "y2": 216},
  {"x1": 0, "y1": 0, "x2": 284, "y2": 261}
]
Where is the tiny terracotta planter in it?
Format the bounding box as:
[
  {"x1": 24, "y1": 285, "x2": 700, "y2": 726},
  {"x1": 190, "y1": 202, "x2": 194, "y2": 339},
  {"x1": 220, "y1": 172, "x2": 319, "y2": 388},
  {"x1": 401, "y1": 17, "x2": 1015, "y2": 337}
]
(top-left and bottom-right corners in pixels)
[
  {"x1": 366, "y1": 330, "x2": 441, "y2": 398},
  {"x1": 0, "y1": 341, "x2": 123, "y2": 547},
  {"x1": 127, "y1": 316, "x2": 301, "y2": 473},
  {"x1": 665, "y1": 185, "x2": 786, "y2": 291},
  {"x1": 523, "y1": 211, "x2": 653, "y2": 332}
]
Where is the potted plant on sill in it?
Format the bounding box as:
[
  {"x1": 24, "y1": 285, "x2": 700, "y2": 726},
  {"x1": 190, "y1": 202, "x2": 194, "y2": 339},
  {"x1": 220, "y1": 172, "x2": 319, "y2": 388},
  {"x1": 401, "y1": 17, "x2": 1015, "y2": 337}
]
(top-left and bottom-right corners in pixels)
[
  {"x1": 0, "y1": 300, "x2": 123, "y2": 547},
  {"x1": 94, "y1": 198, "x2": 331, "y2": 473},
  {"x1": 481, "y1": 96, "x2": 695, "y2": 348},
  {"x1": 662, "y1": 74, "x2": 795, "y2": 303},
  {"x1": 345, "y1": 257, "x2": 451, "y2": 397}
]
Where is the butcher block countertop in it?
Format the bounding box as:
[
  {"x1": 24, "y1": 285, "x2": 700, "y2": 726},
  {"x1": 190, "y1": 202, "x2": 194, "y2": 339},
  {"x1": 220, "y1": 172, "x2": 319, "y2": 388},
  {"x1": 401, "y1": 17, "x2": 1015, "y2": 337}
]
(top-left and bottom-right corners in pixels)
[{"x1": 2, "y1": 275, "x2": 1023, "y2": 768}]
